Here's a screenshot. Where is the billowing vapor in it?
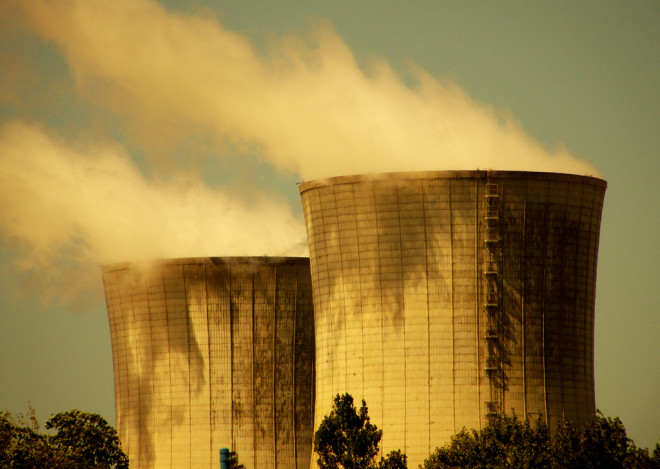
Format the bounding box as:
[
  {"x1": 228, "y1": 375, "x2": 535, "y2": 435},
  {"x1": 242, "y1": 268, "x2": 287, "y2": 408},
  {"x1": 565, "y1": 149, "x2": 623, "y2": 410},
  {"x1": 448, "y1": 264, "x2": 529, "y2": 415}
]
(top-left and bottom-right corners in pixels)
[
  {"x1": 7, "y1": 0, "x2": 599, "y2": 179},
  {"x1": 0, "y1": 121, "x2": 307, "y2": 307},
  {"x1": 1, "y1": 0, "x2": 601, "y2": 308}
]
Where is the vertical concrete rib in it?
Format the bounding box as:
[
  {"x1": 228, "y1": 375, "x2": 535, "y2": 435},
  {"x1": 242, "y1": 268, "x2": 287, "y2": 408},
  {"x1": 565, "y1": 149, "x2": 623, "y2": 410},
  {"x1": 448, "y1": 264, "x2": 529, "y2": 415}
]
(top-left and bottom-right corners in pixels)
[
  {"x1": 522, "y1": 202, "x2": 527, "y2": 417},
  {"x1": 354, "y1": 184, "x2": 366, "y2": 405},
  {"x1": 541, "y1": 186, "x2": 550, "y2": 425},
  {"x1": 448, "y1": 180, "x2": 456, "y2": 433},
  {"x1": 375, "y1": 181, "x2": 385, "y2": 435},
  {"x1": 333, "y1": 188, "x2": 348, "y2": 399},
  {"x1": 559, "y1": 182, "x2": 570, "y2": 420},
  {"x1": 182, "y1": 269, "x2": 191, "y2": 469},
  {"x1": 272, "y1": 267, "x2": 278, "y2": 467},
  {"x1": 228, "y1": 267, "x2": 234, "y2": 450},
  {"x1": 292, "y1": 277, "x2": 297, "y2": 466},
  {"x1": 474, "y1": 182, "x2": 482, "y2": 429},
  {"x1": 250, "y1": 272, "x2": 256, "y2": 465},
  {"x1": 395, "y1": 185, "x2": 407, "y2": 450},
  {"x1": 423, "y1": 183, "x2": 432, "y2": 454},
  {"x1": 204, "y1": 265, "x2": 213, "y2": 464},
  {"x1": 163, "y1": 271, "x2": 173, "y2": 467}
]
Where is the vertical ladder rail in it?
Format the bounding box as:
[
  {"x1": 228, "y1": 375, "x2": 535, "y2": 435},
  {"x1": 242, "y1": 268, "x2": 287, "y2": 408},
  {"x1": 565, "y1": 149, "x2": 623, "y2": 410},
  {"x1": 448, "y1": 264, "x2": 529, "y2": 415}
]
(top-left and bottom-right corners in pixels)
[{"x1": 483, "y1": 181, "x2": 503, "y2": 418}]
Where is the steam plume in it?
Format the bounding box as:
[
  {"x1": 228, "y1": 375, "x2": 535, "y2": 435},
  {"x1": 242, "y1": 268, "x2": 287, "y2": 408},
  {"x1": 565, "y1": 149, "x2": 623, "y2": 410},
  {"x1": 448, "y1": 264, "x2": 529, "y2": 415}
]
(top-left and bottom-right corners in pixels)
[
  {"x1": 0, "y1": 120, "x2": 307, "y2": 306},
  {"x1": 1, "y1": 0, "x2": 602, "y2": 307},
  {"x1": 7, "y1": 0, "x2": 599, "y2": 179}
]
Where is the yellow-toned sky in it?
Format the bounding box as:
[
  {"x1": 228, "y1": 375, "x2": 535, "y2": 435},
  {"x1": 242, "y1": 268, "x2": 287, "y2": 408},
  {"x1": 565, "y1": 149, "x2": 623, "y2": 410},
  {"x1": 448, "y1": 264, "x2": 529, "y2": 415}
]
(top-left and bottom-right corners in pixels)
[{"x1": 0, "y1": 0, "x2": 658, "y2": 450}]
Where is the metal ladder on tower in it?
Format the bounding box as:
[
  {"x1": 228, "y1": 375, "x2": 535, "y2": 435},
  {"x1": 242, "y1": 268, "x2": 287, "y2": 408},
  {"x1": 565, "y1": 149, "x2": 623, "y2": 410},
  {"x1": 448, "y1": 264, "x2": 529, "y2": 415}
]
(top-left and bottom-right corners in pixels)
[{"x1": 484, "y1": 181, "x2": 503, "y2": 418}]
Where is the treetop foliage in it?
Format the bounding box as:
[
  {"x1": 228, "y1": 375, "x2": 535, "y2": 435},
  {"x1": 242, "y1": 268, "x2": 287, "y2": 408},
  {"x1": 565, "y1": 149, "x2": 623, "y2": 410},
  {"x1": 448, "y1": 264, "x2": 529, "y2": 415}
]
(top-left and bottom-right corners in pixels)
[
  {"x1": 1, "y1": 406, "x2": 128, "y2": 469},
  {"x1": 314, "y1": 393, "x2": 408, "y2": 469},
  {"x1": 314, "y1": 394, "x2": 658, "y2": 469},
  {"x1": 314, "y1": 393, "x2": 383, "y2": 469},
  {"x1": 422, "y1": 411, "x2": 660, "y2": 469}
]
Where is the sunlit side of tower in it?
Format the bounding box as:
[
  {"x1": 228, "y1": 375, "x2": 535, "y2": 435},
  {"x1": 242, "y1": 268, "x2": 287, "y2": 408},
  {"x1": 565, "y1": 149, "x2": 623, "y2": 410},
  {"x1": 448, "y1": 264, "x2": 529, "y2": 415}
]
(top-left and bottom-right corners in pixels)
[
  {"x1": 299, "y1": 170, "x2": 606, "y2": 467},
  {"x1": 102, "y1": 257, "x2": 315, "y2": 469}
]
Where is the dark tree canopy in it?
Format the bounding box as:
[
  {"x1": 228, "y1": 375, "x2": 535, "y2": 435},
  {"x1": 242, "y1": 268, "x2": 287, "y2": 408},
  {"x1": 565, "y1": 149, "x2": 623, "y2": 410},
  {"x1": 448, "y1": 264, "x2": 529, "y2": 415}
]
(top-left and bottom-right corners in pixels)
[
  {"x1": 378, "y1": 449, "x2": 408, "y2": 469},
  {"x1": 0, "y1": 407, "x2": 128, "y2": 469},
  {"x1": 421, "y1": 411, "x2": 660, "y2": 469},
  {"x1": 314, "y1": 393, "x2": 408, "y2": 469},
  {"x1": 314, "y1": 393, "x2": 383, "y2": 469}
]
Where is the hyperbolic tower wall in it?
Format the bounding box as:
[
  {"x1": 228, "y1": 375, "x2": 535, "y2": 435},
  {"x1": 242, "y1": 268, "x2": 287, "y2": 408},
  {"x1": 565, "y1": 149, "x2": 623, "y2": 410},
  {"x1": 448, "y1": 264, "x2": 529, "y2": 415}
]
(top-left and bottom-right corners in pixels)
[
  {"x1": 299, "y1": 170, "x2": 606, "y2": 467},
  {"x1": 102, "y1": 257, "x2": 315, "y2": 469}
]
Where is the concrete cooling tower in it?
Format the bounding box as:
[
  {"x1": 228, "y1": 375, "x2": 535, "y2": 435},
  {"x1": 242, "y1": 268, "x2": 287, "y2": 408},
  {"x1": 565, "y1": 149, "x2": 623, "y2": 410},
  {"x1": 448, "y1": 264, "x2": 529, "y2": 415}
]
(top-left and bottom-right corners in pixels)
[
  {"x1": 300, "y1": 170, "x2": 606, "y2": 467},
  {"x1": 102, "y1": 257, "x2": 315, "y2": 469}
]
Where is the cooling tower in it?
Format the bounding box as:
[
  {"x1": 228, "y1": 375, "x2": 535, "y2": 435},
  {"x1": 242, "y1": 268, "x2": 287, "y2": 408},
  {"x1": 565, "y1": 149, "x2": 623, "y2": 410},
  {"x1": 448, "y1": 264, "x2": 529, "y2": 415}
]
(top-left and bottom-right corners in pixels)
[
  {"x1": 300, "y1": 170, "x2": 606, "y2": 467},
  {"x1": 102, "y1": 257, "x2": 315, "y2": 469}
]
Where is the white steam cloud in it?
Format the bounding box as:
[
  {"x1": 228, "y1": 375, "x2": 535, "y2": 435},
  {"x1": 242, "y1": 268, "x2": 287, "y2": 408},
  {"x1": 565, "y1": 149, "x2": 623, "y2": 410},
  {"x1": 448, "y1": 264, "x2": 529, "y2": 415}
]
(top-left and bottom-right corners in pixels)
[
  {"x1": 1, "y1": 0, "x2": 600, "y2": 307},
  {"x1": 0, "y1": 121, "x2": 306, "y2": 306},
  {"x1": 8, "y1": 0, "x2": 598, "y2": 179}
]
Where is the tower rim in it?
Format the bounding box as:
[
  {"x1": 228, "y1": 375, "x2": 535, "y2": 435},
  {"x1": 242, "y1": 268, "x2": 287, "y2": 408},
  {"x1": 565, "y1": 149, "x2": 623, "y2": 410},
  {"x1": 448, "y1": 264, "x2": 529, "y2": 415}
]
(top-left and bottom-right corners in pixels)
[
  {"x1": 299, "y1": 170, "x2": 607, "y2": 194},
  {"x1": 101, "y1": 256, "x2": 310, "y2": 273}
]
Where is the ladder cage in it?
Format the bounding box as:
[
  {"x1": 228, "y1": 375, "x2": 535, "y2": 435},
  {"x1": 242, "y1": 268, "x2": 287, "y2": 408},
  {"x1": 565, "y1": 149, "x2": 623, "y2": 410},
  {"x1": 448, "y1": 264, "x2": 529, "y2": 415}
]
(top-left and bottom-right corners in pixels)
[{"x1": 482, "y1": 180, "x2": 505, "y2": 419}]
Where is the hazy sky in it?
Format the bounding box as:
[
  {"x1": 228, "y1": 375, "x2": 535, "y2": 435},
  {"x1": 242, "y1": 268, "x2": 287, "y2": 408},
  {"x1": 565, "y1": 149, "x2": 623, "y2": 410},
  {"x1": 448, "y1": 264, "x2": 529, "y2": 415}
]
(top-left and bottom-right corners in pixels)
[{"x1": 0, "y1": 0, "x2": 658, "y2": 450}]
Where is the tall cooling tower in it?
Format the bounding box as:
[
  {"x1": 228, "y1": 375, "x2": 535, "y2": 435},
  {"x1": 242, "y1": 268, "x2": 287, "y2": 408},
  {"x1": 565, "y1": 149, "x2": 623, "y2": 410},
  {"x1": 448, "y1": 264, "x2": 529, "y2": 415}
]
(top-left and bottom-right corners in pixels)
[
  {"x1": 300, "y1": 170, "x2": 606, "y2": 466},
  {"x1": 102, "y1": 257, "x2": 315, "y2": 469}
]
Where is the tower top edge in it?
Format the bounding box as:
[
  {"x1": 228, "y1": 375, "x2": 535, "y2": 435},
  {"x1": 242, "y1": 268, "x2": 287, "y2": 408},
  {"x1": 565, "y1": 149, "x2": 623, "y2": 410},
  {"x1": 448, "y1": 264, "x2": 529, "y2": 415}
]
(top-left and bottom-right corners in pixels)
[
  {"x1": 298, "y1": 170, "x2": 607, "y2": 193},
  {"x1": 101, "y1": 256, "x2": 310, "y2": 273}
]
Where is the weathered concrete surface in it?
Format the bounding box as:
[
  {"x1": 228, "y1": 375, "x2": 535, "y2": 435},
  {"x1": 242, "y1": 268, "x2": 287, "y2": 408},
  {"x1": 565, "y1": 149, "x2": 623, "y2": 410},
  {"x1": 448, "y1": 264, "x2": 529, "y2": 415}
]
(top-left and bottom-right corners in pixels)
[
  {"x1": 300, "y1": 170, "x2": 606, "y2": 467},
  {"x1": 102, "y1": 257, "x2": 315, "y2": 469}
]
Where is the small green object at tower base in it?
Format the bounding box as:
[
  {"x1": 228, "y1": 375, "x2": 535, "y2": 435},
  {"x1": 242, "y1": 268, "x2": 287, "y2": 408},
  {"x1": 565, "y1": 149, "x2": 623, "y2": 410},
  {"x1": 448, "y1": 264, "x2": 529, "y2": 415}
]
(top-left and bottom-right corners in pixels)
[{"x1": 220, "y1": 447, "x2": 229, "y2": 469}]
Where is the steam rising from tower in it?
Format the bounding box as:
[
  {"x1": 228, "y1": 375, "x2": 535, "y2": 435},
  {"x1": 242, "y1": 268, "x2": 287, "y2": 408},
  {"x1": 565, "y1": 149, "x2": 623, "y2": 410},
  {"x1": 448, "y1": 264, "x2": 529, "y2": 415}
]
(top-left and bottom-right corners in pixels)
[
  {"x1": 7, "y1": 0, "x2": 599, "y2": 180},
  {"x1": 1, "y1": 0, "x2": 602, "y2": 308}
]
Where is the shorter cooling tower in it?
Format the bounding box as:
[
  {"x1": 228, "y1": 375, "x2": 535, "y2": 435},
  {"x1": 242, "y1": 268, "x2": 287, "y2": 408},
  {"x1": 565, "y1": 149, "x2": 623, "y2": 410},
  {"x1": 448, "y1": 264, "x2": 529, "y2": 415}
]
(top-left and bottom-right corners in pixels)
[
  {"x1": 300, "y1": 170, "x2": 606, "y2": 467},
  {"x1": 102, "y1": 257, "x2": 315, "y2": 469}
]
